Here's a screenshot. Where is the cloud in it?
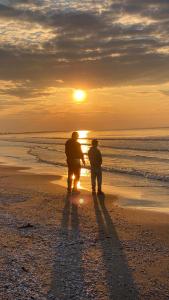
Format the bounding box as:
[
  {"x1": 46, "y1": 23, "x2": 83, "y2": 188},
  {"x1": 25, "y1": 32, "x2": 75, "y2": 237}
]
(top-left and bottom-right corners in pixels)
[{"x1": 0, "y1": 0, "x2": 169, "y2": 99}]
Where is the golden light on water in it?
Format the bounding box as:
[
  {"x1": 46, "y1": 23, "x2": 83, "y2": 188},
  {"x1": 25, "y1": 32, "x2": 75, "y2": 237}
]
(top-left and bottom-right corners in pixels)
[
  {"x1": 71, "y1": 176, "x2": 81, "y2": 189},
  {"x1": 78, "y1": 130, "x2": 90, "y2": 166},
  {"x1": 73, "y1": 89, "x2": 86, "y2": 102},
  {"x1": 77, "y1": 181, "x2": 81, "y2": 189},
  {"x1": 78, "y1": 130, "x2": 89, "y2": 153},
  {"x1": 81, "y1": 168, "x2": 90, "y2": 177},
  {"x1": 77, "y1": 130, "x2": 89, "y2": 139}
]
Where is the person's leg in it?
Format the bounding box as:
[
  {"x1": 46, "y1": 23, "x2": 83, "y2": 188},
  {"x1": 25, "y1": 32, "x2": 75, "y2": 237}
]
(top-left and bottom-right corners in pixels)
[
  {"x1": 91, "y1": 168, "x2": 97, "y2": 192},
  {"x1": 67, "y1": 166, "x2": 73, "y2": 192},
  {"x1": 97, "y1": 167, "x2": 102, "y2": 192},
  {"x1": 73, "y1": 167, "x2": 81, "y2": 190}
]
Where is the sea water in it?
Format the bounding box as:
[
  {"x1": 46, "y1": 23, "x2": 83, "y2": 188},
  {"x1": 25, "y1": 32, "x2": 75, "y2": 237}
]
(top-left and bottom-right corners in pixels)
[{"x1": 0, "y1": 128, "x2": 169, "y2": 213}]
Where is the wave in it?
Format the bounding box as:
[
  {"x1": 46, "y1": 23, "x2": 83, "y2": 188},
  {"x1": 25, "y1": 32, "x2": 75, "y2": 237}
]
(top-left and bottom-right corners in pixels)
[
  {"x1": 30, "y1": 145, "x2": 169, "y2": 163},
  {"x1": 28, "y1": 149, "x2": 67, "y2": 168},
  {"x1": 28, "y1": 149, "x2": 169, "y2": 183},
  {"x1": 21, "y1": 136, "x2": 169, "y2": 141},
  {"x1": 101, "y1": 145, "x2": 169, "y2": 152},
  {"x1": 102, "y1": 153, "x2": 169, "y2": 163},
  {"x1": 102, "y1": 166, "x2": 169, "y2": 183},
  {"x1": 1, "y1": 137, "x2": 169, "y2": 153},
  {"x1": 34, "y1": 143, "x2": 169, "y2": 153},
  {"x1": 4, "y1": 155, "x2": 21, "y2": 160},
  {"x1": 33, "y1": 145, "x2": 63, "y2": 153},
  {"x1": 25, "y1": 140, "x2": 169, "y2": 153},
  {"x1": 1, "y1": 138, "x2": 65, "y2": 146}
]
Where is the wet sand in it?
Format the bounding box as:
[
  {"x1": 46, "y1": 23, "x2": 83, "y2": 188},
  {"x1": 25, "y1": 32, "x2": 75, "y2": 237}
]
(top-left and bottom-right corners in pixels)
[{"x1": 0, "y1": 165, "x2": 169, "y2": 299}]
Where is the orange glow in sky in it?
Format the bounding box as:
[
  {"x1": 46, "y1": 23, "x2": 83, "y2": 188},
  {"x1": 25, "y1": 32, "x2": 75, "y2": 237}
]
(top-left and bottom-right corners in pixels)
[{"x1": 1, "y1": 1, "x2": 169, "y2": 132}]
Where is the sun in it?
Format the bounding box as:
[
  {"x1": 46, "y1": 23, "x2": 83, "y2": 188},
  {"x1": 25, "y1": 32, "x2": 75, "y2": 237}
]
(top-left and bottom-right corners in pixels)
[{"x1": 73, "y1": 89, "x2": 86, "y2": 102}]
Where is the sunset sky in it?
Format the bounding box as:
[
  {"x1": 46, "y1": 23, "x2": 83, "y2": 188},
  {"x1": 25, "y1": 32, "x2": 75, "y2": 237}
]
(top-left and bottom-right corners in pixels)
[{"x1": 0, "y1": 0, "x2": 169, "y2": 132}]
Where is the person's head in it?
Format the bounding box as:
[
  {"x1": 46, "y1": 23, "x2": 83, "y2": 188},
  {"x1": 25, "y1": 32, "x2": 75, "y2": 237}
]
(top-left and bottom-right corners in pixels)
[
  {"x1": 71, "y1": 131, "x2": 79, "y2": 140},
  {"x1": 92, "y1": 139, "x2": 98, "y2": 147}
]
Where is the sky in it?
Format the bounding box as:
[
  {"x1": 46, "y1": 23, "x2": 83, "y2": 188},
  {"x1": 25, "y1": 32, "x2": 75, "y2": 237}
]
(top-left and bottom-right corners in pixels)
[{"x1": 0, "y1": 0, "x2": 169, "y2": 132}]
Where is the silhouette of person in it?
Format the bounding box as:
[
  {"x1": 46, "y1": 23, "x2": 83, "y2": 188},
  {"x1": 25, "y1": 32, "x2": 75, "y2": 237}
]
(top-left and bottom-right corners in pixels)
[
  {"x1": 88, "y1": 139, "x2": 104, "y2": 195},
  {"x1": 65, "y1": 132, "x2": 85, "y2": 194}
]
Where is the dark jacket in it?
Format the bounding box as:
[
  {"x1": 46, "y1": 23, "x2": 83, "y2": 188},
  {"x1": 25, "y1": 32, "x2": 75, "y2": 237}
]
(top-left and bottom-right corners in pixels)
[
  {"x1": 65, "y1": 139, "x2": 83, "y2": 166},
  {"x1": 88, "y1": 146, "x2": 102, "y2": 168}
]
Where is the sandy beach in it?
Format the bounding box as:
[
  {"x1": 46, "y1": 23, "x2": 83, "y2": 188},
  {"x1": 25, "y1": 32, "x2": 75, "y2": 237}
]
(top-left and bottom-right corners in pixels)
[{"x1": 0, "y1": 165, "x2": 169, "y2": 300}]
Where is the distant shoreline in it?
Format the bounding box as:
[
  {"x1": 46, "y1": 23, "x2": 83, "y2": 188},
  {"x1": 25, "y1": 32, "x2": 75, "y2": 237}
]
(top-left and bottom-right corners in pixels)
[{"x1": 1, "y1": 126, "x2": 169, "y2": 135}]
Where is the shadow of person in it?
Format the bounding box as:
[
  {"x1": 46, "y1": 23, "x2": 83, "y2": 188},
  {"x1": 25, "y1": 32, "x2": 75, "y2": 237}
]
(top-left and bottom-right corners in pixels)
[
  {"x1": 93, "y1": 194, "x2": 139, "y2": 300},
  {"x1": 49, "y1": 195, "x2": 87, "y2": 300}
]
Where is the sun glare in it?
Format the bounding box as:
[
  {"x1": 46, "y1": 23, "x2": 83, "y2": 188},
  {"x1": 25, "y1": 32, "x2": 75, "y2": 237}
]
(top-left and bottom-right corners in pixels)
[
  {"x1": 73, "y1": 89, "x2": 86, "y2": 102},
  {"x1": 77, "y1": 130, "x2": 89, "y2": 139}
]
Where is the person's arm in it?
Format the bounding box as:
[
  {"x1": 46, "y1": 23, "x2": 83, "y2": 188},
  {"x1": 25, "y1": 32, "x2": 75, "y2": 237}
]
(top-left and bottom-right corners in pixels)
[
  {"x1": 88, "y1": 149, "x2": 91, "y2": 162},
  {"x1": 65, "y1": 141, "x2": 68, "y2": 157},
  {"x1": 98, "y1": 150, "x2": 102, "y2": 165},
  {"x1": 65, "y1": 140, "x2": 71, "y2": 162}
]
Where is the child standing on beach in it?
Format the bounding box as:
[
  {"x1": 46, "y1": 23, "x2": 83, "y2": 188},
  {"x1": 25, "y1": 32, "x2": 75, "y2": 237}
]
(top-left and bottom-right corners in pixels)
[{"x1": 88, "y1": 139, "x2": 104, "y2": 195}]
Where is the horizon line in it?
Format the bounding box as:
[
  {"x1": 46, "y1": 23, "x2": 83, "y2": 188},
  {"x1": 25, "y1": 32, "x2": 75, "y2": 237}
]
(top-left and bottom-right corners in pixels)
[{"x1": 0, "y1": 126, "x2": 169, "y2": 135}]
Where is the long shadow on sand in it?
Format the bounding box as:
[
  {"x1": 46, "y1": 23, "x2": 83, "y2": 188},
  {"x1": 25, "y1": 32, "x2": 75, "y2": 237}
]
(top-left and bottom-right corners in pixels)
[
  {"x1": 49, "y1": 195, "x2": 87, "y2": 300},
  {"x1": 93, "y1": 193, "x2": 139, "y2": 299},
  {"x1": 49, "y1": 194, "x2": 139, "y2": 299}
]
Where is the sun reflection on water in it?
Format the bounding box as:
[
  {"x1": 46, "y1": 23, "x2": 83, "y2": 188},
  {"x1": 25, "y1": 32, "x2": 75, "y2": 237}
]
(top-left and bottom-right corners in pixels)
[
  {"x1": 78, "y1": 130, "x2": 90, "y2": 168},
  {"x1": 77, "y1": 181, "x2": 81, "y2": 189},
  {"x1": 77, "y1": 130, "x2": 89, "y2": 139},
  {"x1": 81, "y1": 168, "x2": 89, "y2": 177}
]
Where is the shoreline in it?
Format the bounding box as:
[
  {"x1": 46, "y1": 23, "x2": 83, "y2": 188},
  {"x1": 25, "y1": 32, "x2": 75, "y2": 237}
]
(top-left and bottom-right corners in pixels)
[{"x1": 1, "y1": 159, "x2": 169, "y2": 215}]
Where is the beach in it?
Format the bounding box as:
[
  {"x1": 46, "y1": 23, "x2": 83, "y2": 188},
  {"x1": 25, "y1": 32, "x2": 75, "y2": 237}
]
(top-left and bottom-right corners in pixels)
[
  {"x1": 1, "y1": 0, "x2": 169, "y2": 298},
  {"x1": 1, "y1": 165, "x2": 169, "y2": 300}
]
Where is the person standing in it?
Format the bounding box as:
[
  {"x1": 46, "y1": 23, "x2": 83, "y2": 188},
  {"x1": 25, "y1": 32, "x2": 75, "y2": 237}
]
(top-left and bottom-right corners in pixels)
[
  {"x1": 65, "y1": 131, "x2": 85, "y2": 194},
  {"x1": 88, "y1": 139, "x2": 103, "y2": 195}
]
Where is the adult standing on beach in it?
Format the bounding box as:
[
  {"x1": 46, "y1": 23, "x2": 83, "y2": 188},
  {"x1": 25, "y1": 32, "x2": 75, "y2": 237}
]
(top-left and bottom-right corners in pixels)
[{"x1": 65, "y1": 131, "x2": 85, "y2": 194}]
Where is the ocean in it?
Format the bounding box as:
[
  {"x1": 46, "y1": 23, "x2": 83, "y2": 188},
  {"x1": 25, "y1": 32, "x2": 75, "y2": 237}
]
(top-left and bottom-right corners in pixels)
[{"x1": 0, "y1": 128, "x2": 169, "y2": 213}]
